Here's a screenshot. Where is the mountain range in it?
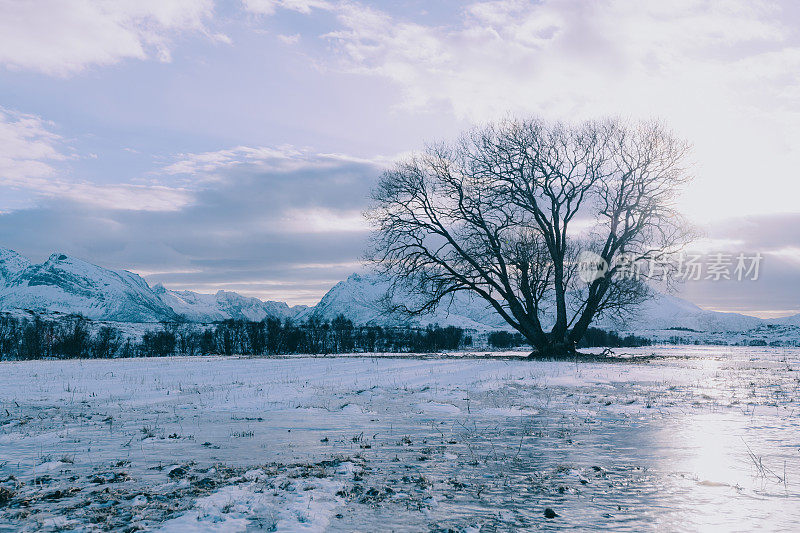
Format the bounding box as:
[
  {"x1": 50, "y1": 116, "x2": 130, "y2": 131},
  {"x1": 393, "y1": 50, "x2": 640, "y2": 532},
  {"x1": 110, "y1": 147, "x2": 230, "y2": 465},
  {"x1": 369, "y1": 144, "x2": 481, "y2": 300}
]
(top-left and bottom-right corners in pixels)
[{"x1": 1, "y1": 247, "x2": 798, "y2": 342}]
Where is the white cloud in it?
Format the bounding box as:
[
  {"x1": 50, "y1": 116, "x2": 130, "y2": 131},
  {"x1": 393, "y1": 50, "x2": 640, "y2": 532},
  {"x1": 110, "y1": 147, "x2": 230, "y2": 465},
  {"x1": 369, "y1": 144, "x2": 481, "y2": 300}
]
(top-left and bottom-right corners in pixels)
[
  {"x1": 0, "y1": 108, "x2": 191, "y2": 211},
  {"x1": 58, "y1": 183, "x2": 193, "y2": 211},
  {"x1": 320, "y1": 0, "x2": 797, "y2": 120},
  {"x1": 243, "y1": 0, "x2": 331, "y2": 16},
  {"x1": 0, "y1": 107, "x2": 67, "y2": 185},
  {"x1": 0, "y1": 112, "x2": 384, "y2": 214},
  {"x1": 260, "y1": 0, "x2": 800, "y2": 223},
  {"x1": 157, "y1": 144, "x2": 381, "y2": 237},
  {"x1": 281, "y1": 207, "x2": 367, "y2": 233},
  {"x1": 162, "y1": 145, "x2": 306, "y2": 177},
  {"x1": 278, "y1": 33, "x2": 301, "y2": 45},
  {"x1": 0, "y1": 0, "x2": 219, "y2": 76},
  {"x1": 162, "y1": 144, "x2": 389, "y2": 178},
  {"x1": 769, "y1": 247, "x2": 800, "y2": 264}
]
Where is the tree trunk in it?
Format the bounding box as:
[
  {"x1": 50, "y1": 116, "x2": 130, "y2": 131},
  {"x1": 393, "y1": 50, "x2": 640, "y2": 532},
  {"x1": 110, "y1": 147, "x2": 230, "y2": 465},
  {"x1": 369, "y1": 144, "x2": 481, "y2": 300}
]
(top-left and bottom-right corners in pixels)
[
  {"x1": 551, "y1": 261, "x2": 568, "y2": 344},
  {"x1": 526, "y1": 338, "x2": 577, "y2": 359}
]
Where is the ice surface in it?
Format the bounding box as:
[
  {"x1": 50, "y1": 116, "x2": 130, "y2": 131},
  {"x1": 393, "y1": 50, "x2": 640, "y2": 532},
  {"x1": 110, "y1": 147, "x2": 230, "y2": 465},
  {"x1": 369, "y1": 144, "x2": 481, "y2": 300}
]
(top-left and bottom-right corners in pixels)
[{"x1": 1, "y1": 346, "x2": 799, "y2": 530}]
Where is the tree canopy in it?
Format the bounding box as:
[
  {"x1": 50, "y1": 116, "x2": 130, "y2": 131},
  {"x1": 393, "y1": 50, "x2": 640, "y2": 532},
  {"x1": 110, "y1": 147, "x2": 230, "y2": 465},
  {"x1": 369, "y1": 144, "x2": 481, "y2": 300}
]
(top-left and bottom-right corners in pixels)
[{"x1": 367, "y1": 117, "x2": 693, "y2": 356}]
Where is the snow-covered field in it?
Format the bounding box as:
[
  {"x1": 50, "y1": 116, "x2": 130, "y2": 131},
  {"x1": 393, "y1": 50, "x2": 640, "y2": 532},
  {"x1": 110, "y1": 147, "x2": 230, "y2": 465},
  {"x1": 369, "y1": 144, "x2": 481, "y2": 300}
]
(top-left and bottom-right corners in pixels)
[{"x1": 1, "y1": 346, "x2": 799, "y2": 531}]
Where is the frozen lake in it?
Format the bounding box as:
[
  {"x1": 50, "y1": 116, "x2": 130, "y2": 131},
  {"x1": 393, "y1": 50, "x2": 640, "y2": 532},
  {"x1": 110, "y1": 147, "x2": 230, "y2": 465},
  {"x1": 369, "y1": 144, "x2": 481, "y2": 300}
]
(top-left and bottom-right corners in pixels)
[{"x1": 1, "y1": 346, "x2": 799, "y2": 531}]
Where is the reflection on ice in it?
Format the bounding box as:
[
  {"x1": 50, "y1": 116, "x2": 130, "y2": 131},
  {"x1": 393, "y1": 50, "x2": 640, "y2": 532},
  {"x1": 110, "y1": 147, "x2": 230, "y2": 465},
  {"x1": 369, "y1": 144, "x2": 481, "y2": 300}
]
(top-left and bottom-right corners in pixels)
[{"x1": 676, "y1": 413, "x2": 746, "y2": 488}]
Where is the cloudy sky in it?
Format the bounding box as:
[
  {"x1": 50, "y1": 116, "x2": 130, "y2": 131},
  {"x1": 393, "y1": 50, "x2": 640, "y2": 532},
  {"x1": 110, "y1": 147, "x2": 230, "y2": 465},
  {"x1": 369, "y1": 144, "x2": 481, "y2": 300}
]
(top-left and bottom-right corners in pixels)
[{"x1": 0, "y1": 0, "x2": 799, "y2": 316}]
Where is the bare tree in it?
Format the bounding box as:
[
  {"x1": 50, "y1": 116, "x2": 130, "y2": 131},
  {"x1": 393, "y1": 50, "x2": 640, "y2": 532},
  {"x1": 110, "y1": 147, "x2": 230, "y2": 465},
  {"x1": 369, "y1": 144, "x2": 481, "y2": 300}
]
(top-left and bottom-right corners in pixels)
[{"x1": 366, "y1": 117, "x2": 693, "y2": 357}]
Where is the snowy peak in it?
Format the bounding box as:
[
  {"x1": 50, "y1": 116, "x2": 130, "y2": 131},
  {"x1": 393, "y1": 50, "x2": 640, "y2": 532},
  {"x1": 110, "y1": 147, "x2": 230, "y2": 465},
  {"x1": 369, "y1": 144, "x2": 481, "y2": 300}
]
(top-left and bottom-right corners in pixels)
[
  {"x1": 159, "y1": 288, "x2": 307, "y2": 323},
  {"x1": 771, "y1": 314, "x2": 800, "y2": 327},
  {"x1": 0, "y1": 248, "x2": 307, "y2": 324},
  {"x1": 593, "y1": 292, "x2": 762, "y2": 333},
  {"x1": 309, "y1": 272, "x2": 796, "y2": 337},
  {"x1": 305, "y1": 272, "x2": 510, "y2": 330},
  {"x1": 0, "y1": 247, "x2": 29, "y2": 285},
  {"x1": 0, "y1": 250, "x2": 177, "y2": 322}
]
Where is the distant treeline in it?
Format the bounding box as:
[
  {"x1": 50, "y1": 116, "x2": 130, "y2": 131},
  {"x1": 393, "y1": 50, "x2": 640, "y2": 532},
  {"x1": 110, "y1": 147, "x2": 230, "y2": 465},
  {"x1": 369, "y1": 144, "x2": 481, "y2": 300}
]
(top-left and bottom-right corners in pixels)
[
  {"x1": 0, "y1": 314, "x2": 470, "y2": 360},
  {"x1": 0, "y1": 313, "x2": 659, "y2": 361}
]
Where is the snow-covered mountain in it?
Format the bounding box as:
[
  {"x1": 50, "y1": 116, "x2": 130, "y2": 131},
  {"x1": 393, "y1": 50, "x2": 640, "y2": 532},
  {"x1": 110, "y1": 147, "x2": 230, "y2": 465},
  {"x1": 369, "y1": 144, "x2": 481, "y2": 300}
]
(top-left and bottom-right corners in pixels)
[
  {"x1": 154, "y1": 286, "x2": 307, "y2": 322},
  {"x1": 0, "y1": 252, "x2": 177, "y2": 322},
  {"x1": 769, "y1": 314, "x2": 800, "y2": 327},
  {"x1": 0, "y1": 247, "x2": 798, "y2": 342},
  {"x1": 301, "y1": 273, "x2": 510, "y2": 330},
  {"x1": 306, "y1": 272, "x2": 781, "y2": 335},
  {"x1": 593, "y1": 292, "x2": 765, "y2": 333},
  {"x1": 0, "y1": 248, "x2": 30, "y2": 285},
  {"x1": 0, "y1": 248, "x2": 307, "y2": 324}
]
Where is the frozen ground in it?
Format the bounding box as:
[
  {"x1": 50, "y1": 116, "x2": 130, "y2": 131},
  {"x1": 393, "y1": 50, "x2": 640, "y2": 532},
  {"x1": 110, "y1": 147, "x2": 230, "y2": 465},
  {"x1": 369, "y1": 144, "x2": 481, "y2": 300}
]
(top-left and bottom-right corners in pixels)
[{"x1": 1, "y1": 346, "x2": 799, "y2": 532}]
